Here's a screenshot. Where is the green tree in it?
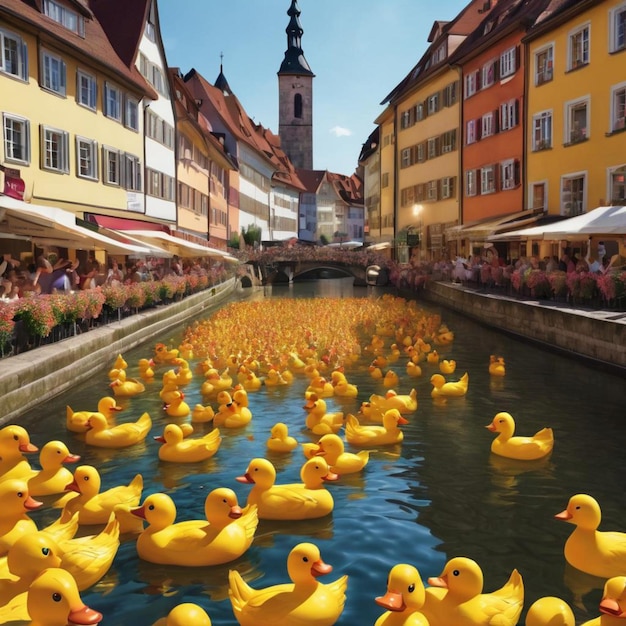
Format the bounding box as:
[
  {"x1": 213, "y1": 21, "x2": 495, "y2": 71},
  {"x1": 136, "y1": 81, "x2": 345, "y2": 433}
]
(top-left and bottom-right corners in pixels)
[
  {"x1": 241, "y1": 224, "x2": 262, "y2": 247},
  {"x1": 319, "y1": 233, "x2": 329, "y2": 245},
  {"x1": 228, "y1": 231, "x2": 240, "y2": 249}
]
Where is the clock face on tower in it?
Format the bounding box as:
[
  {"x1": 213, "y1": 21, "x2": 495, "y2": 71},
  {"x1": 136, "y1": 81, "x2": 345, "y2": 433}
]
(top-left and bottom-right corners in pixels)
[{"x1": 293, "y1": 82, "x2": 303, "y2": 89}]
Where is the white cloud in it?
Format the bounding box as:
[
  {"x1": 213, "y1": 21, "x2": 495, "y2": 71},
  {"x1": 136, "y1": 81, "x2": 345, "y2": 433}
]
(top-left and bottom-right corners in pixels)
[{"x1": 329, "y1": 126, "x2": 352, "y2": 137}]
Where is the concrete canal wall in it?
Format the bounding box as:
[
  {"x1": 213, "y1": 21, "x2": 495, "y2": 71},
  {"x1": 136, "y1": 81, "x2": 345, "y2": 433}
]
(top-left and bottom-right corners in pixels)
[
  {"x1": 0, "y1": 279, "x2": 237, "y2": 425},
  {"x1": 422, "y1": 281, "x2": 626, "y2": 374}
]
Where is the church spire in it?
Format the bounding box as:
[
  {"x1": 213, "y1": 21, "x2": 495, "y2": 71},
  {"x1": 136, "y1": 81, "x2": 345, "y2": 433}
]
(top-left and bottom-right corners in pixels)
[
  {"x1": 214, "y1": 52, "x2": 233, "y2": 95},
  {"x1": 278, "y1": 0, "x2": 314, "y2": 76}
]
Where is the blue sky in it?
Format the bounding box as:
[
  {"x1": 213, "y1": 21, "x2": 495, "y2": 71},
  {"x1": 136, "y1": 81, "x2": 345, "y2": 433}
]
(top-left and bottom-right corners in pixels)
[{"x1": 158, "y1": 0, "x2": 469, "y2": 176}]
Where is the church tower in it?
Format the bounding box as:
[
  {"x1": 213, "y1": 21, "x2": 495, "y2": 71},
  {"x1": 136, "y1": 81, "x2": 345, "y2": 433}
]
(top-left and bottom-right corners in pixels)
[{"x1": 278, "y1": 0, "x2": 314, "y2": 169}]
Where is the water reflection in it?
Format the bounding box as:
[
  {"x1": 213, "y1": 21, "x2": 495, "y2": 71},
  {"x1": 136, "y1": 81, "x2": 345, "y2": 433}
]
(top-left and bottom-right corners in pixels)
[{"x1": 15, "y1": 278, "x2": 626, "y2": 625}]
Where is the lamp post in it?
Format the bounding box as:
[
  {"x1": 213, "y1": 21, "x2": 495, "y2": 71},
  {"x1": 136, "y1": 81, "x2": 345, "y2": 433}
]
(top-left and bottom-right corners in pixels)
[{"x1": 412, "y1": 204, "x2": 423, "y2": 260}]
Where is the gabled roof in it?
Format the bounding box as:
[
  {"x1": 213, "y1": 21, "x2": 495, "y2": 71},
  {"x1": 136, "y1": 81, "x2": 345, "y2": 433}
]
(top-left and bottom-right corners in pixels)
[
  {"x1": 526, "y1": 0, "x2": 601, "y2": 37},
  {"x1": 0, "y1": 0, "x2": 155, "y2": 98},
  {"x1": 358, "y1": 127, "x2": 380, "y2": 163},
  {"x1": 296, "y1": 169, "x2": 327, "y2": 194},
  {"x1": 327, "y1": 172, "x2": 364, "y2": 205},
  {"x1": 256, "y1": 125, "x2": 306, "y2": 191}
]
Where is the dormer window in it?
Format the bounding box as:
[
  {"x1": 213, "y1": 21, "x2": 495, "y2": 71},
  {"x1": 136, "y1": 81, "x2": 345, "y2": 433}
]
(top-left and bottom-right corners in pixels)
[{"x1": 43, "y1": 0, "x2": 85, "y2": 37}]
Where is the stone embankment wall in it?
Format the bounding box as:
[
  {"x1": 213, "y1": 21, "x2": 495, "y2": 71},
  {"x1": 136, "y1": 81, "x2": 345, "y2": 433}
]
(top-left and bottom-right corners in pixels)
[
  {"x1": 0, "y1": 279, "x2": 237, "y2": 425},
  {"x1": 423, "y1": 281, "x2": 626, "y2": 374}
]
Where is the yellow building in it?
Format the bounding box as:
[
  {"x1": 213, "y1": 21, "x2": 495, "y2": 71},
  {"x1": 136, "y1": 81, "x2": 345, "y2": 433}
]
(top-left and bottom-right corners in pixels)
[
  {"x1": 374, "y1": 110, "x2": 396, "y2": 251},
  {"x1": 525, "y1": 0, "x2": 626, "y2": 219}
]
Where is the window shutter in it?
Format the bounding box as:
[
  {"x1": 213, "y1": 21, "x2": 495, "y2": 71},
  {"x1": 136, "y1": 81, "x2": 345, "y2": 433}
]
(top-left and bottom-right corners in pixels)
[
  {"x1": 422, "y1": 100, "x2": 429, "y2": 118},
  {"x1": 60, "y1": 60, "x2": 66, "y2": 93},
  {"x1": 62, "y1": 131, "x2": 69, "y2": 173},
  {"x1": 515, "y1": 46, "x2": 521, "y2": 73},
  {"x1": 514, "y1": 99, "x2": 520, "y2": 126},
  {"x1": 21, "y1": 41, "x2": 29, "y2": 80},
  {"x1": 476, "y1": 70, "x2": 482, "y2": 90},
  {"x1": 39, "y1": 124, "x2": 44, "y2": 169},
  {"x1": 494, "y1": 58, "x2": 499, "y2": 81},
  {"x1": 435, "y1": 136, "x2": 441, "y2": 156},
  {"x1": 514, "y1": 160, "x2": 521, "y2": 186},
  {"x1": 493, "y1": 109, "x2": 500, "y2": 133},
  {"x1": 476, "y1": 118, "x2": 482, "y2": 140}
]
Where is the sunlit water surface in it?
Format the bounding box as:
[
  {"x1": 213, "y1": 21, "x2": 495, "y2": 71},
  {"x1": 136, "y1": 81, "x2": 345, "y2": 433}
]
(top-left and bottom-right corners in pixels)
[{"x1": 20, "y1": 278, "x2": 625, "y2": 625}]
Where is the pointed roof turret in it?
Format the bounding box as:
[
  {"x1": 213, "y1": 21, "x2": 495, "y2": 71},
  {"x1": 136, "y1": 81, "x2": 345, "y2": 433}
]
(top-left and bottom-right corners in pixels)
[
  {"x1": 278, "y1": 0, "x2": 314, "y2": 76},
  {"x1": 214, "y1": 53, "x2": 233, "y2": 95}
]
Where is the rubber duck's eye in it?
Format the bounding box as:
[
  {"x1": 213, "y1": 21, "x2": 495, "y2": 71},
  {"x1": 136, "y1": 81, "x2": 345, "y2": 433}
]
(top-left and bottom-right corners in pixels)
[
  {"x1": 498, "y1": 419, "x2": 504, "y2": 423},
  {"x1": 42, "y1": 547, "x2": 50, "y2": 556},
  {"x1": 223, "y1": 499, "x2": 228, "y2": 503},
  {"x1": 408, "y1": 583, "x2": 415, "y2": 593},
  {"x1": 575, "y1": 506, "x2": 581, "y2": 510},
  {"x1": 52, "y1": 592, "x2": 62, "y2": 602},
  {"x1": 83, "y1": 475, "x2": 89, "y2": 481},
  {"x1": 13, "y1": 435, "x2": 18, "y2": 441},
  {"x1": 17, "y1": 491, "x2": 23, "y2": 498},
  {"x1": 57, "y1": 450, "x2": 61, "y2": 454},
  {"x1": 303, "y1": 556, "x2": 309, "y2": 562},
  {"x1": 148, "y1": 504, "x2": 155, "y2": 511},
  {"x1": 452, "y1": 570, "x2": 460, "y2": 576}
]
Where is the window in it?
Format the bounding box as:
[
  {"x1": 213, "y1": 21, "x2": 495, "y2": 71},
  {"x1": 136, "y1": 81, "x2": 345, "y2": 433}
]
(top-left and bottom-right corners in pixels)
[
  {"x1": 151, "y1": 65, "x2": 166, "y2": 96},
  {"x1": 443, "y1": 81, "x2": 458, "y2": 107},
  {"x1": 441, "y1": 176, "x2": 455, "y2": 199},
  {"x1": 500, "y1": 99, "x2": 518, "y2": 131},
  {"x1": 417, "y1": 142, "x2": 426, "y2": 162},
  {"x1": 610, "y1": 4, "x2": 626, "y2": 52},
  {"x1": 532, "y1": 110, "x2": 552, "y2": 150},
  {"x1": 41, "y1": 50, "x2": 66, "y2": 96},
  {"x1": 431, "y1": 42, "x2": 446, "y2": 65},
  {"x1": 76, "y1": 70, "x2": 96, "y2": 110},
  {"x1": 535, "y1": 45, "x2": 554, "y2": 85},
  {"x1": 124, "y1": 153, "x2": 142, "y2": 191},
  {"x1": 482, "y1": 59, "x2": 497, "y2": 88},
  {"x1": 427, "y1": 93, "x2": 440, "y2": 115},
  {"x1": 611, "y1": 84, "x2": 626, "y2": 131},
  {"x1": 561, "y1": 174, "x2": 586, "y2": 215},
  {"x1": 43, "y1": 0, "x2": 84, "y2": 36},
  {"x1": 0, "y1": 28, "x2": 28, "y2": 80},
  {"x1": 76, "y1": 136, "x2": 98, "y2": 180},
  {"x1": 569, "y1": 25, "x2": 590, "y2": 69},
  {"x1": 481, "y1": 165, "x2": 496, "y2": 194},
  {"x1": 465, "y1": 170, "x2": 477, "y2": 197},
  {"x1": 482, "y1": 112, "x2": 495, "y2": 138},
  {"x1": 427, "y1": 137, "x2": 438, "y2": 159},
  {"x1": 464, "y1": 70, "x2": 478, "y2": 98},
  {"x1": 125, "y1": 97, "x2": 139, "y2": 131},
  {"x1": 147, "y1": 168, "x2": 160, "y2": 196},
  {"x1": 500, "y1": 47, "x2": 517, "y2": 78},
  {"x1": 401, "y1": 147, "x2": 411, "y2": 169},
  {"x1": 566, "y1": 99, "x2": 589, "y2": 143},
  {"x1": 466, "y1": 119, "x2": 477, "y2": 144},
  {"x1": 381, "y1": 172, "x2": 389, "y2": 188},
  {"x1": 294, "y1": 93, "x2": 303, "y2": 119},
  {"x1": 441, "y1": 129, "x2": 457, "y2": 153},
  {"x1": 610, "y1": 165, "x2": 626, "y2": 204},
  {"x1": 427, "y1": 180, "x2": 438, "y2": 200},
  {"x1": 531, "y1": 182, "x2": 546, "y2": 210},
  {"x1": 416, "y1": 103, "x2": 424, "y2": 121},
  {"x1": 144, "y1": 2, "x2": 156, "y2": 42},
  {"x1": 41, "y1": 126, "x2": 69, "y2": 173},
  {"x1": 102, "y1": 146, "x2": 121, "y2": 185},
  {"x1": 501, "y1": 159, "x2": 518, "y2": 190},
  {"x1": 104, "y1": 82, "x2": 121, "y2": 121},
  {"x1": 3, "y1": 114, "x2": 30, "y2": 164},
  {"x1": 400, "y1": 109, "x2": 411, "y2": 129}
]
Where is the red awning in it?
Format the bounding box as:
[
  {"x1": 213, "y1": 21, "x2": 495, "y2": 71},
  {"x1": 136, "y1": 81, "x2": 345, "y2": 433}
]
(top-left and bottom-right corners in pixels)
[{"x1": 86, "y1": 214, "x2": 168, "y2": 232}]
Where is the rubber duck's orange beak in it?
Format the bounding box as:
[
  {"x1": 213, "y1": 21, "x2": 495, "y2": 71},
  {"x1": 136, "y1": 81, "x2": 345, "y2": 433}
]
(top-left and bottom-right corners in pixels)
[
  {"x1": 428, "y1": 575, "x2": 448, "y2": 589},
  {"x1": 599, "y1": 597, "x2": 626, "y2": 617},
  {"x1": 19, "y1": 442, "x2": 38, "y2": 453},
  {"x1": 311, "y1": 559, "x2": 332, "y2": 577},
  {"x1": 154, "y1": 436, "x2": 166, "y2": 443},
  {"x1": 375, "y1": 590, "x2": 406, "y2": 612},
  {"x1": 24, "y1": 495, "x2": 43, "y2": 510},
  {"x1": 235, "y1": 472, "x2": 254, "y2": 484},
  {"x1": 398, "y1": 416, "x2": 409, "y2": 425},
  {"x1": 229, "y1": 505, "x2": 243, "y2": 519},
  {"x1": 68, "y1": 604, "x2": 102, "y2": 625},
  {"x1": 65, "y1": 479, "x2": 80, "y2": 493},
  {"x1": 63, "y1": 454, "x2": 81, "y2": 464},
  {"x1": 485, "y1": 423, "x2": 497, "y2": 432},
  {"x1": 323, "y1": 471, "x2": 339, "y2": 482},
  {"x1": 130, "y1": 505, "x2": 146, "y2": 519},
  {"x1": 555, "y1": 509, "x2": 573, "y2": 521},
  {"x1": 109, "y1": 405, "x2": 123, "y2": 412}
]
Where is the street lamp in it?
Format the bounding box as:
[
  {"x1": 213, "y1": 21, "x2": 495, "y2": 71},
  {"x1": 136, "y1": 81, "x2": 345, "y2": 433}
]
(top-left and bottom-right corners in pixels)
[{"x1": 412, "y1": 204, "x2": 423, "y2": 259}]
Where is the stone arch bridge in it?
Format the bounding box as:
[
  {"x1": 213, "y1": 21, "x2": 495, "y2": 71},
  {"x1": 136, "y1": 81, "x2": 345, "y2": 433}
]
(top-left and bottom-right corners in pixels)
[{"x1": 245, "y1": 259, "x2": 370, "y2": 286}]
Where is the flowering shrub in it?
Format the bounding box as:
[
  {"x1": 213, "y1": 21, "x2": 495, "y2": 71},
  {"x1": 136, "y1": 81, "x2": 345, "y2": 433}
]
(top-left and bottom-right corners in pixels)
[
  {"x1": 14, "y1": 296, "x2": 58, "y2": 337},
  {"x1": 526, "y1": 270, "x2": 551, "y2": 298},
  {"x1": 102, "y1": 284, "x2": 127, "y2": 310},
  {"x1": 80, "y1": 290, "x2": 105, "y2": 319},
  {"x1": 511, "y1": 270, "x2": 523, "y2": 292},
  {"x1": 578, "y1": 272, "x2": 597, "y2": 299},
  {"x1": 0, "y1": 301, "x2": 17, "y2": 350},
  {"x1": 548, "y1": 271, "x2": 567, "y2": 298},
  {"x1": 126, "y1": 284, "x2": 147, "y2": 309}
]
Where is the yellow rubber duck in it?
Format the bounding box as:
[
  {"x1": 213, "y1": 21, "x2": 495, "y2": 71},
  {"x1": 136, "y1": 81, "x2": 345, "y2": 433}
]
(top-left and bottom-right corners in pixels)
[
  {"x1": 236, "y1": 457, "x2": 337, "y2": 521},
  {"x1": 305, "y1": 375, "x2": 334, "y2": 398},
  {"x1": 374, "y1": 563, "x2": 428, "y2": 626},
  {"x1": 228, "y1": 542, "x2": 348, "y2": 626},
  {"x1": 333, "y1": 379, "x2": 359, "y2": 398},
  {"x1": 203, "y1": 368, "x2": 233, "y2": 393},
  {"x1": 28, "y1": 441, "x2": 81, "y2": 497},
  {"x1": 303, "y1": 394, "x2": 343, "y2": 435},
  {"x1": 370, "y1": 389, "x2": 418, "y2": 414},
  {"x1": 241, "y1": 371, "x2": 262, "y2": 391},
  {"x1": 357, "y1": 401, "x2": 385, "y2": 423},
  {"x1": 191, "y1": 403, "x2": 215, "y2": 423},
  {"x1": 383, "y1": 369, "x2": 400, "y2": 389},
  {"x1": 371, "y1": 354, "x2": 388, "y2": 368},
  {"x1": 138, "y1": 358, "x2": 155, "y2": 380},
  {"x1": 386, "y1": 344, "x2": 402, "y2": 363},
  {"x1": 345, "y1": 410, "x2": 407, "y2": 448},
  {"x1": 422, "y1": 556, "x2": 524, "y2": 626},
  {"x1": 433, "y1": 328, "x2": 455, "y2": 346},
  {"x1": 439, "y1": 359, "x2": 457, "y2": 375},
  {"x1": 177, "y1": 342, "x2": 195, "y2": 361},
  {"x1": 109, "y1": 370, "x2": 146, "y2": 397},
  {"x1": 154, "y1": 424, "x2": 221, "y2": 463},
  {"x1": 303, "y1": 363, "x2": 320, "y2": 380},
  {"x1": 315, "y1": 433, "x2": 370, "y2": 475},
  {"x1": 26, "y1": 568, "x2": 103, "y2": 625},
  {"x1": 0, "y1": 424, "x2": 38, "y2": 482},
  {"x1": 430, "y1": 372, "x2": 469, "y2": 398},
  {"x1": 160, "y1": 369, "x2": 180, "y2": 404},
  {"x1": 526, "y1": 596, "x2": 575, "y2": 626},
  {"x1": 154, "y1": 342, "x2": 179, "y2": 364},
  {"x1": 131, "y1": 488, "x2": 258, "y2": 566},
  {"x1": 61, "y1": 465, "x2": 143, "y2": 526},
  {"x1": 489, "y1": 355, "x2": 506, "y2": 377},
  {"x1": 426, "y1": 350, "x2": 440, "y2": 365},
  {"x1": 486, "y1": 412, "x2": 554, "y2": 461},
  {"x1": 66, "y1": 397, "x2": 122, "y2": 433},
  {"x1": 267, "y1": 423, "x2": 298, "y2": 453},
  {"x1": 164, "y1": 391, "x2": 190, "y2": 418},
  {"x1": 580, "y1": 576, "x2": 626, "y2": 625},
  {"x1": 85, "y1": 412, "x2": 152, "y2": 448},
  {"x1": 107, "y1": 353, "x2": 128, "y2": 380},
  {"x1": 555, "y1": 494, "x2": 626, "y2": 578},
  {"x1": 172, "y1": 357, "x2": 193, "y2": 385},
  {"x1": 369, "y1": 364, "x2": 384, "y2": 380},
  {"x1": 213, "y1": 399, "x2": 252, "y2": 429},
  {"x1": 406, "y1": 362, "x2": 422, "y2": 378},
  {"x1": 152, "y1": 603, "x2": 212, "y2": 626}
]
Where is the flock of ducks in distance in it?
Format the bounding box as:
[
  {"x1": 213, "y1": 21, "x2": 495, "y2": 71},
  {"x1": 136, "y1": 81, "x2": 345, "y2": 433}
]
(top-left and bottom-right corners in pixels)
[{"x1": 0, "y1": 293, "x2": 621, "y2": 625}]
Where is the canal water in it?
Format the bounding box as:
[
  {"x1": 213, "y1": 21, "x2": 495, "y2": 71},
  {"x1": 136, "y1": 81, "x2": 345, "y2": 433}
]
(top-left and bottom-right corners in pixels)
[{"x1": 19, "y1": 277, "x2": 625, "y2": 625}]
